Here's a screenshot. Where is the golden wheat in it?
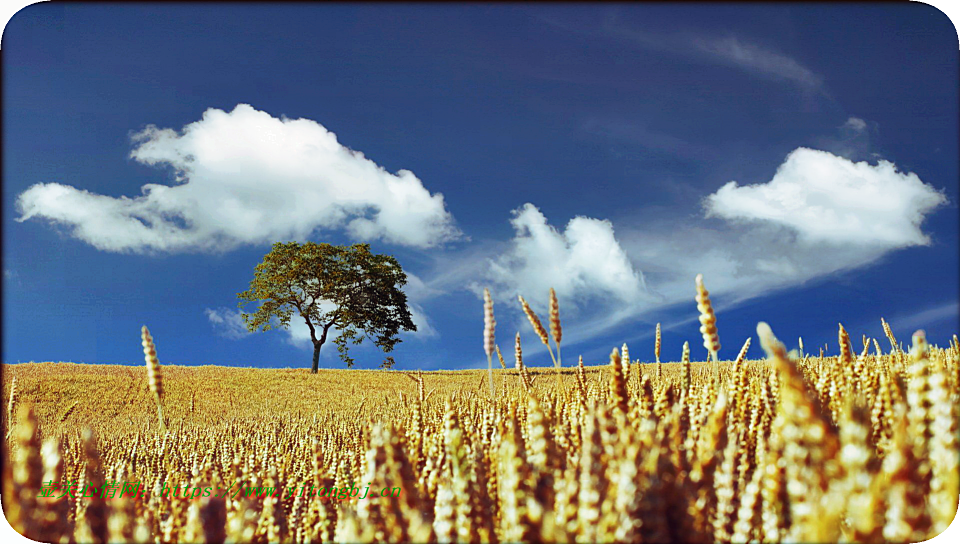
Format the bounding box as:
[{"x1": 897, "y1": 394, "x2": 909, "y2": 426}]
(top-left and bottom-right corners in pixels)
[{"x1": 1, "y1": 294, "x2": 956, "y2": 544}]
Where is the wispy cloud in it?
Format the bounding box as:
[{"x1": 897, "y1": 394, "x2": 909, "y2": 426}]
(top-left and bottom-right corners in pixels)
[
  {"x1": 887, "y1": 301, "x2": 959, "y2": 335},
  {"x1": 16, "y1": 104, "x2": 461, "y2": 253},
  {"x1": 581, "y1": 117, "x2": 717, "y2": 162},
  {"x1": 405, "y1": 303, "x2": 439, "y2": 340},
  {"x1": 691, "y1": 35, "x2": 824, "y2": 91},
  {"x1": 542, "y1": 11, "x2": 826, "y2": 94},
  {"x1": 204, "y1": 307, "x2": 253, "y2": 340},
  {"x1": 812, "y1": 116, "x2": 877, "y2": 161},
  {"x1": 3, "y1": 269, "x2": 21, "y2": 288},
  {"x1": 843, "y1": 117, "x2": 867, "y2": 132}
]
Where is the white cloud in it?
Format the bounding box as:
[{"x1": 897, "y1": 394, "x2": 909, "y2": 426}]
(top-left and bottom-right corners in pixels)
[
  {"x1": 705, "y1": 148, "x2": 946, "y2": 248},
  {"x1": 16, "y1": 104, "x2": 460, "y2": 253},
  {"x1": 204, "y1": 307, "x2": 253, "y2": 340},
  {"x1": 484, "y1": 203, "x2": 648, "y2": 311},
  {"x1": 843, "y1": 117, "x2": 867, "y2": 132}
]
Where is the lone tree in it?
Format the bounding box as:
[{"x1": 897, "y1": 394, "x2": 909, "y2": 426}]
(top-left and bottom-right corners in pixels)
[{"x1": 238, "y1": 242, "x2": 416, "y2": 372}]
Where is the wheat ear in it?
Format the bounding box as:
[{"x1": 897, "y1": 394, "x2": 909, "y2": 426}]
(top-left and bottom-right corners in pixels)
[
  {"x1": 141, "y1": 325, "x2": 167, "y2": 433},
  {"x1": 5, "y1": 376, "x2": 17, "y2": 440},
  {"x1": 549, "y1": 287, "x2": 562, "y2": 365},
  {"x1": 695, "y1": 274, "x2": 721, "y2": 371},
  {"x1": 495, "y1": 345, "x2": 506, "y2": 369},
  {"x1": 881, "y1": 317, "x2": 898, "y2": 354},
  {"x1": 518, "y1": 295, "x2": 558, "y2": 368},
  {"x1": 838, "y1": 323, "x2": 853, "y2": 366},
  {"x1": 483, "y1": 288, "x2": 496, "y2": 400},
  {"x1": 549, "y1": 288, "x2": 564, "y2": 392},
  {"x1": 514, "y1": 332, "x2": 523, "y2": 371},
  {"x1": 622, "y1": 343, "x2": 632, "y2": 383},
  {"x1": 655, "y1": 323, "x2": 661, "y2": 363},
  {"x1": 609, "y1": 348, "x2": 628, "y2": 414}
]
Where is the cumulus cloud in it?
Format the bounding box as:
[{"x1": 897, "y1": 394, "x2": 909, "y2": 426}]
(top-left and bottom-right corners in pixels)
[
  {"x1": 705, "y1": 147, "x2": 946, "y2": 248},
  {"x1": 16, "y1": 104, "x2": 460, "y2": 253},
  {"x1": 484, "y1": 203, "x2": 648, "y2": 311},
  {"x1": 204, "y1": 307, "x2": 253, "y2": 340}
]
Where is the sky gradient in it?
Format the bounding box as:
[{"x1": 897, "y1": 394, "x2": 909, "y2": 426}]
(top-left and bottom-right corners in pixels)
[{"x1": 3, "y1": 3, "x2": 958, "y2": 370}]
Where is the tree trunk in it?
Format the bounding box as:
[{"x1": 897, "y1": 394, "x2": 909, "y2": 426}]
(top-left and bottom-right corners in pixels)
[
  {"x1": 311, "y1": 343, "x2": 321, "y2": 374},
  {"x1": 311, "y1": 322, "x2": 333, "y2": 374}
]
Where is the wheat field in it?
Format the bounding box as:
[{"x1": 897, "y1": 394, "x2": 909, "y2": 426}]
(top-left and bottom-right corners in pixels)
[{"x1": 2, "y1": 310, "x2": 959, "y2": 543}]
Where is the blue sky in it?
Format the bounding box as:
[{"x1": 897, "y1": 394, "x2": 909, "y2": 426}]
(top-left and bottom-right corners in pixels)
[{"x1": 3, "y1": 3, "x2": 958, "y2": 370}]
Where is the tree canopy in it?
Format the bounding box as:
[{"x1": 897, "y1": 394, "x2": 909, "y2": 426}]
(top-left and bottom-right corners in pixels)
[{"x1": 238, "y1": 242, "x2": 416, "y2": 371}]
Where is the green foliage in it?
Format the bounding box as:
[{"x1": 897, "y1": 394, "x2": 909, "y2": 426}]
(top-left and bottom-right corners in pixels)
[{"x1": 238, "y1": 242, "x2": 416, "y2": 370}]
